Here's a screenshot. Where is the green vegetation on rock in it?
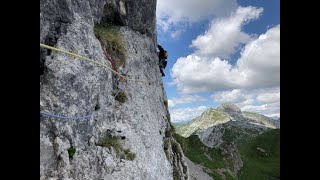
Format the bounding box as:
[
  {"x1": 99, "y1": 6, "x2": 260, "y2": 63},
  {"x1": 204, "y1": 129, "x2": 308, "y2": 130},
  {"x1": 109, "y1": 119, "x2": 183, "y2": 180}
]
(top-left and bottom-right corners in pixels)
[
  {"x1": 115, "y1": 91, "x2": 127, "y2": 103},
  {"x1": 68, "y1": 146, "x2": 76, "y2": 159},
  {"x1": 97, "y1": 136, "x2": 136, "y2": 161},
  {"x1": 94, "y1": 25, "x2": 127, "y2": 70}
]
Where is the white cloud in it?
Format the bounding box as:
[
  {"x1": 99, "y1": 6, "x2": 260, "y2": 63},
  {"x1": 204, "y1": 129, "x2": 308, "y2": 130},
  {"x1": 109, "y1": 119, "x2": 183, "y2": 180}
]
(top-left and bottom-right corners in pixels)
[
  {"x1": 167, "y1": 99, "x2": 175, "y2": 108},
  {"x1": 168, "y1": 95, "x2": 207, "y2": 108},
  {"x1": 236, "y1": 25, "x2": 280, "y2": 88},
  {"x1": 162, "y1": 4, "x2": 280, "y2": 119},
  {"x1": 242, "y1": 102, "x2": 280, "y2": 118},
  {"x1": 157, "y1": 0, "x2": 237, "y2": 33},
  {"x1": 171, "y1": 55, "x2": 237, "y2": 93},
  {"x1": 237, "y1": 98, "x2": 255, "y2": 107},
  {"x1": 170, "y1": 106, "x2": 207, "y2": 123},
  {"x1": 171, "y1": 23, "x2": 280, "y2": 93},
  {"x1": 191, "y1": 6, "x2": 263, "y2": 58},
  {"x1": 256, "y1": 91, "x2": 280, "y2": 103},
  {"x1": 211, "y1": 89, "x2": 252, "y2": 104}
]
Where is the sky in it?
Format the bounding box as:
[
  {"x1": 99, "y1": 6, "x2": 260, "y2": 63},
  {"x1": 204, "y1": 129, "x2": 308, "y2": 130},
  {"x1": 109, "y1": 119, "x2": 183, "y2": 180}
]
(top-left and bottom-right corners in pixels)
[{"x1": 156, "y1": 0, "x2": 280, "y2": 123}]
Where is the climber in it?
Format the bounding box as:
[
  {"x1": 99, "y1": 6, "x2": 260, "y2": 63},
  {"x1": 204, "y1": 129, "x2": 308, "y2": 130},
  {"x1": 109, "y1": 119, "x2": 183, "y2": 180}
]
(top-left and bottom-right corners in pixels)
[{"x1": 157, "y1": 44, "x2": 168, "y2": 77}]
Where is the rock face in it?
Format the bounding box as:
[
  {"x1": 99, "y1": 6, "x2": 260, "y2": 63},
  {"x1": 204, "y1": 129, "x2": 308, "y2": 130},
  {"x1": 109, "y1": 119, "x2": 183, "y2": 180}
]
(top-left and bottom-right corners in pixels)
[
  {"x1": 101, "y1": 0, "x2": 157, "y2": 39},
  {"x1": 185, "y1": 157, "x2": 213, "y2": 180},
  {"x1": 217, "y1": 103, "x2": 242, "y2": 114},
  {"x1": 265, "y1": 117, "x2": 280, "y2": 129},
  {"x1": 198, "y1": 124, "x2": 225, "y2": 148},
  {"x1": 40, "y1": 0, "x2": 188, "y2": 179},
  {"x1": 275, "y1": 118, "x2": 280, "y2": 128},
  {"x1": 217, "y1": 103, "x2": 245, "y2": 121},
  {"x1": 219, "y1": 142, "x2": 243, "y2": 178},
  {"x1": 242, "y1": 111, "x2": 278, "y2": 129}
]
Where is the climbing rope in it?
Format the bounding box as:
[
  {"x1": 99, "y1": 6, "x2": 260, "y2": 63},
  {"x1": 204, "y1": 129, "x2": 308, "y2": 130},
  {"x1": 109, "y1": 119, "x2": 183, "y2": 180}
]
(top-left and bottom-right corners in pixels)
[
  {"x1": 40, "y1": 43, "x2": 164, "y2": 120},
  {"x1": 40, "y1": 43, "x2": 161, "y2": 84},
  {"x1": 40, "y1": 111, "x2": 95, "y2": 121},
  {"x1": 40, "y1": 43, "x2": 127, "y2": 81}
]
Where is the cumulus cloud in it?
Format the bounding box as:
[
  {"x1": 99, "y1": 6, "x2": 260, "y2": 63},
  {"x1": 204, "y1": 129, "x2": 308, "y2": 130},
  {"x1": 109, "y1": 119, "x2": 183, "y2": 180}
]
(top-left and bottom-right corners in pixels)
[
  {"x1": 171, "y1": 24, "x2": 280, "y2": 93},
  {"x1": 163, "y1": 4, "x2": 280, "y2": 119},
  {"x1": 169, "y1": 106, "x2": 207, "y2": 123},
  {"x1": 242, "y1": 102, "x2": 280, "y2": 118},
  {"x1": 256, "y1": 91, "x2": 280, "y2": 103},
  {"x1": 212, "y1": 89, "x2": 253, "y2": 104},
  {"x1": 168, "y1": 95, "x2": 207, "y2": 108},
  {"x1": 157, "y1": 0, "x2": 237, "y2": 32},
  {"x1": 191, "y1": 6, "x2": 263, "y2": 58},
  {"x1": 171, "y1": 56, "x2": 237, "y2": 92},
  {"x1": 236, "y1": 25, "x2": 280, "y2": 88}
]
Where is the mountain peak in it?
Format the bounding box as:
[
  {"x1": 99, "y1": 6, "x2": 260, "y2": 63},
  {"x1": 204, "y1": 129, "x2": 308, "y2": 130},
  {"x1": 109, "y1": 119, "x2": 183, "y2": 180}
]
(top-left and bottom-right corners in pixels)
[{"x1": 217, "y1": 103, "x2": 241, "y2": 114}]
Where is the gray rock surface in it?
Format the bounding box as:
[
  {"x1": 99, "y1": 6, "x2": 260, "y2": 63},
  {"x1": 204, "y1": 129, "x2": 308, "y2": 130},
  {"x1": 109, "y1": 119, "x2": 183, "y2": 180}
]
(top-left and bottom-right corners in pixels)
[
  {"x1": 198, "y1": 118, "x2": 270, "y2": 149},
  {"x1": 217, "y1": 103, "x2": 245, "y2": 121},
  {"x1": 219, "y1": 142, "x2": 243, "y2": 178},
  {"x1": 185, "y1": 157, "x2": 213, "y2": 180},
  {"x1": 275, "y1": 118, "x2": 280, "y2": 128},
  {"x1": 217, "y1": 103, "x2": 242, "y2": 114},
  {"x1": 40, "y1": 0, "x2": 188, "y2": 179},
  {"x1": 198, "y1": 125, "x2": 225, "y2": 148},
  {"x1": 101, "y1": 0, "x2": 157, "y2": 40},
  {"x1": 266, "y1": 117, "x2": 280, "y2": 129}
]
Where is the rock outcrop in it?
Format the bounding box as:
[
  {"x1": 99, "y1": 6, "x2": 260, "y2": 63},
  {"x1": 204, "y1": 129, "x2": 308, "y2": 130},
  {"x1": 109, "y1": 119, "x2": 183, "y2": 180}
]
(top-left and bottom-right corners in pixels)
[
  {"x1": 217, "y1": 103, "x2": 245, "y2": 121},
  {"x1": 40, "y1": 0, "x2": 188, "y2": 179},
  {"x1": 185, "y1": 157, "x2": 213, "y2": 180}
]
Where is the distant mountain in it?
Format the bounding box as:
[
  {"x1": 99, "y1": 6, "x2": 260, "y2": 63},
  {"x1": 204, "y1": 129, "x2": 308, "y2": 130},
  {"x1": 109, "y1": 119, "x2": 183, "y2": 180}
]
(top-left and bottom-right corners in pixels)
[
  {"x1": 174, "y1": 103, "x2": 280, "y2": 179},
  {"x1": 175, "y1": 108, "x2": 230, "y2": 137},
  {"x1": 242, "y1": 111, "x2": 279, "y2": 129},
  {"x1": 267, "y1": 117, "x2": 280, "y2": 128},
  {"x1": 268, "y1": 116, "x2": 280, "y2": 120},
  {"x1": 175, "y1": 103, "x2": 278, "y2": 138}
]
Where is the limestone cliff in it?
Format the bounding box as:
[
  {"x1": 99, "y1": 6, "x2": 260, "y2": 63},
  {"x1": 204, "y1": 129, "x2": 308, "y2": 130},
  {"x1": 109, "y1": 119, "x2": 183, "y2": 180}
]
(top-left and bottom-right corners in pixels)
[{"x1": 40, "y1": 0, "x2": 188, "y2": 179}]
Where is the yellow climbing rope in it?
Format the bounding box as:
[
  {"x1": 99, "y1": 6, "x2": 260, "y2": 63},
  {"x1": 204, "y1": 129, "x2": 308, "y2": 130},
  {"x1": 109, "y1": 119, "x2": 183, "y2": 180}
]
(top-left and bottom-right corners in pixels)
[
  {"x1": 40, "y1": 43, "x2": 159, "y2": 84},
  {"x1": 40, "y1": 43, "x2": 164, "y2": 107},
  {"x1": 40, "y1": 43, "x2": 127, "y2": 80}
]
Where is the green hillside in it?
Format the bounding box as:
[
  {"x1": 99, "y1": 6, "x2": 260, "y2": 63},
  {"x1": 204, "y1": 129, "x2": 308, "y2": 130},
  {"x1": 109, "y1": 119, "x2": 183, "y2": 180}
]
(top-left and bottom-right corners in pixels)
[
  {"x1": 238, "y1": 129, "x2": 280, "y2": 180},
  {"x1": 175, "y1": 129, "x2": 280, "y2": 180},
  {"x1": 175, "y1": 133, "x2": 233, "y2": 179}
]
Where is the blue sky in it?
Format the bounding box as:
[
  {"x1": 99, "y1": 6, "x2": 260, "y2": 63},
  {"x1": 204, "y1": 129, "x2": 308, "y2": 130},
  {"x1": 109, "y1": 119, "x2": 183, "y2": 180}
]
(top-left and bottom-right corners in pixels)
[{"x1": 156, "y1": 0, "x2": 280, "y2": 123}]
